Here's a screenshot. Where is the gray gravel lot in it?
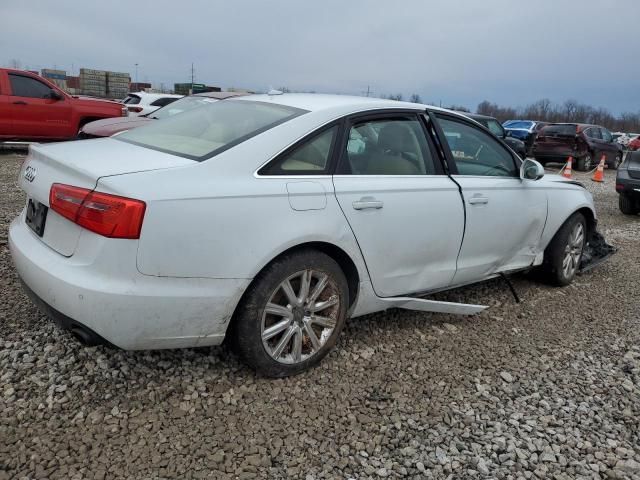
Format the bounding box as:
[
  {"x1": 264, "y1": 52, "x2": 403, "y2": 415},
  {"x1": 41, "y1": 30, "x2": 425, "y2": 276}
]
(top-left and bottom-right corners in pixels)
[{"x1": 1, "y1": 150, "x2": 639, "y2": 480}]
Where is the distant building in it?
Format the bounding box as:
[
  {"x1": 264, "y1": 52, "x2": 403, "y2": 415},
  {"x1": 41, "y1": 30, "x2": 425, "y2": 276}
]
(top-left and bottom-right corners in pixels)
[
  {"x1": 227, "y1": 87, "x2": 255, "y2": 94},
  {"x1": 130, "y1": 82, "x2": 152, "y2": 92},
  {"x1": 41, "y1": 69, "x2": 67, "y2": 90}
]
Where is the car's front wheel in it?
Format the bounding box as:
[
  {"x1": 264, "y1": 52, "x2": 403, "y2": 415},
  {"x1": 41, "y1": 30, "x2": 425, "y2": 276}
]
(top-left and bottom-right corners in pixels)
[
  {"x1": 231, "y1": 249, "x2": 349, "y2": 377},
  {"x1": 539, "y1": 213, "x2": 586, "y2": 286}
]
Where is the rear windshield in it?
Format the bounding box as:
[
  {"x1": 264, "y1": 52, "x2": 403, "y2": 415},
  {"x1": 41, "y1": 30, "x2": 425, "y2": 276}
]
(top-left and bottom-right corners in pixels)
[
  {"x1": 504, "y1": 121, "x2": 534, "y2": 129},
  {"x1": 123, "y1": 95, "x2": 141, "y2": 105},
  {"x1": 541, "y1": 124, "x2": 578, "y2": 136},
  {"x1": 116, "y1": 100, "x2": 307, "y2": 160}
]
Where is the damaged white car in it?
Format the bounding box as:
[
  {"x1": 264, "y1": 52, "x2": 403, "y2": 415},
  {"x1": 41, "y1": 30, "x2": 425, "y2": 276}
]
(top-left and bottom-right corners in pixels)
[{"x1": 9, "y1": 93, "x2": 613, "y2": 377}]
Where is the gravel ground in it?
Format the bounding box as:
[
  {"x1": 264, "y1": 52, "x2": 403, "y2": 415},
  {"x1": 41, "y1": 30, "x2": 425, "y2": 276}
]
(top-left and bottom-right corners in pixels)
[{"x1": 1, "y1": 150, "x2": 639, "y2": 480}]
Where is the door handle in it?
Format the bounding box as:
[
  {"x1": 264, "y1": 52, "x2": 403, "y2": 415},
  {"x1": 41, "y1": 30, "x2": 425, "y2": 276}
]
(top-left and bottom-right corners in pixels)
[
  {"x1": 469, "y1": 196, "x2": 489, "y2": 205},
  {"x1": 13, "y1": 101, "x2": 27, "y2": 105},
  {"x1": 352, "y1": 197, "x2": 384, "y2": 210}
]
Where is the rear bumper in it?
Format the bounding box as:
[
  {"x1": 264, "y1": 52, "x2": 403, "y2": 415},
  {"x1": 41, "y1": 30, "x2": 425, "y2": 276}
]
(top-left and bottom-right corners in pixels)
[
  {"x1": 616, "y1": 169, "x2": 640, "y2": 196},
  {"x1": 9, "y1": 216, "x2": 251, "y2": 350}
]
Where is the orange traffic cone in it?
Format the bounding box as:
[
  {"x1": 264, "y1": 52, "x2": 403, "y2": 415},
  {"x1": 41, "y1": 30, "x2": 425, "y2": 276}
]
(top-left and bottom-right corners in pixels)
[
  {"x1": 562, "y1": 156, "x2": 573, "y2": 178},
  {"x1": 591, "y1": 154, "x2": 606, "y2": 182}
]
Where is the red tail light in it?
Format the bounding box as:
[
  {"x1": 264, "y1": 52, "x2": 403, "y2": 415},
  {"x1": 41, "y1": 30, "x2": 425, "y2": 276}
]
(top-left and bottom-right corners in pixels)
[
  {"x1": 49, "y1": 184, "x2": 146, "y2": 239},
  {"x1": 128, "y1": 106, "x2": 143, "y2": 113}
]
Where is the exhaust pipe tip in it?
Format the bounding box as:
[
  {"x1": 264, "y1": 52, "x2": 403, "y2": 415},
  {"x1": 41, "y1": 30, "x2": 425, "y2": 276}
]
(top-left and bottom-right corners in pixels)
[{"x1": 70, "y1": 326, "x2": 99, "y2": 346}]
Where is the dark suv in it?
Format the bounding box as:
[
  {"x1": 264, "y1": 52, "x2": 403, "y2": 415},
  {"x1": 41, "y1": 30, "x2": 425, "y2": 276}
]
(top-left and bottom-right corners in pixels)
[
  {"x1": 532, "y1": 123, "x2": 623, "y2": 171},
  {"x1": 616, "y1": 151, "x2": 640, "y2": 215},
  {"x1": 463, "y1": 113, "x2": 527, "y2": 158}
]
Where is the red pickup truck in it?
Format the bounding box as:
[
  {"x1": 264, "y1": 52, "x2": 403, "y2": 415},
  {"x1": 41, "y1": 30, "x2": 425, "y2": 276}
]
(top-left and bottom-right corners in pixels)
[{"x1": 0, "y1": 68, "x2": 127, "y2": 141}]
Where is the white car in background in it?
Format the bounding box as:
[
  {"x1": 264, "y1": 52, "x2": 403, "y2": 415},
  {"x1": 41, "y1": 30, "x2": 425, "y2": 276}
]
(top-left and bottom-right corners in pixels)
[
  {"x1": 10, "y1": 94, "x2": 610, "y2": 377},
  {"x1": 122, "y1": 91, "x2": 183, "y2": 116}
]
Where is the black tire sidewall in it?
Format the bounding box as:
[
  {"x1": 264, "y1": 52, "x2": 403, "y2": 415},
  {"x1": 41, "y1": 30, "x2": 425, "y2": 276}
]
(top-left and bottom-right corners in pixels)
[
  {"x1": 231, "y1": 249, "x2": 349, "y2": 377},
  {"x1": 619, "y1": 194, "x2": 639, "y2": 215},
  {"x1": 541, "y1": 213, "x2": 586, "y2": 286}
]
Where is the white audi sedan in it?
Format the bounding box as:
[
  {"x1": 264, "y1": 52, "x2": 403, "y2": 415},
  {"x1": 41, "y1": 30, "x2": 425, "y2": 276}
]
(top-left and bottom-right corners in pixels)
[{"x1": 10, "y1": 93, "x2": 602, "y2": 377}]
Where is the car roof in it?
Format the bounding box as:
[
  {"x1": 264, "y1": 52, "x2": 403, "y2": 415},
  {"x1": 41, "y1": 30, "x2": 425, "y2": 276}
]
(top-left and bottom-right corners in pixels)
[{"x1": 230, "y1": 92, "x2": 468, "y2": 119}]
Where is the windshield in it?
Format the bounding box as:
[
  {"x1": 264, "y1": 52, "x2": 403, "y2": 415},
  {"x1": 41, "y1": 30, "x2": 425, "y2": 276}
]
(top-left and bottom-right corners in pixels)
[
  {"x1": 504, "y1": 121, "x2": 534, "y2": 130},
  {"x1": 116, "y1": 100, "x2": 307, "y2": 160},
  {"x1": 150, "y1": 95, "x2": 219, "y2": 120}
]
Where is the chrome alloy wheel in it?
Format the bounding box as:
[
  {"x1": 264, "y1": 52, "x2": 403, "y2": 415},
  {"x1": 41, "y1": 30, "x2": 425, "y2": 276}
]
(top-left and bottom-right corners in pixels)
[
  {"x1": 261, "y1": 269, "x2": 341, "y2": 364},
  {"x1": 562, "y1": 222, "x2": 585, "y2": 279}
]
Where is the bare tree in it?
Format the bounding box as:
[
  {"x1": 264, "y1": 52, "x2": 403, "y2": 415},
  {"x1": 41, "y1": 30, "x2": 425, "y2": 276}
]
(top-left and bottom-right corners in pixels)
[
  {"x1": 409, "y1": 93, "x2": 422, "y2": 104},
  {"x1": 9, "y1": 58, "x2": 21, "y2": 69},
  {"x1": 476, "y1": 98, "x2": 640, "y2": 133}
]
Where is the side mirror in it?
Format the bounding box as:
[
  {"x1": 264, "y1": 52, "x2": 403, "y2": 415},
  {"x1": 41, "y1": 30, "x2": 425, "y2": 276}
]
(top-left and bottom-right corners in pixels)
[
  {"x1": 520, "y1": 158, "x2": 544, "y2": 181},
  {"x1": 49, "y1": 90, "x2": 63, "y2": 101},
  {"x1": 505, "y1": 130, "x2": 512, "y2": 138}
]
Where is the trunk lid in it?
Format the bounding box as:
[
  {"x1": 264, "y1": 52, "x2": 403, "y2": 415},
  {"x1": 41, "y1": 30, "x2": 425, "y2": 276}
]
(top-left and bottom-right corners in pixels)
[
  {"x1": 19, "y1": 138, "x2": 194, "y2": 256},
  {"x1": 626, "y1": 151, "x2": 640, "y2": 179},
  {"x1": 535, "y1": 124, "x2": 578, "y2": 154}
]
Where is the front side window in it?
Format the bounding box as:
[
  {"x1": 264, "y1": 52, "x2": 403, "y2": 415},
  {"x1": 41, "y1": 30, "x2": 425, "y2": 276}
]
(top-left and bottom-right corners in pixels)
[
  {"x1": 601, "y1": 129, "x2": 612, "y2": 142},
  {"x1": 436, "y1": 115, "x2": 518, "y2": 177},
  {"x1": 260, "y1": 126, "x2": 337, "y2": 174},
  {"x1": 484, "y1": 119, "x2": 505, "y2": 138},
  {"x1": 342, "y1": 117, "x2": 436, "y2": 175},
  {"x1": 9, "y1": 74, "x2": 53, "y2": 98},
  {"x1": 117, "y1": 100, "x2": 307, "y2": 160}
]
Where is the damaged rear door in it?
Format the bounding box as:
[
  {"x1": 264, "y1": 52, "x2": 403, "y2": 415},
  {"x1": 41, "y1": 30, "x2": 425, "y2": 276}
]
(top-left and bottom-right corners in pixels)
[{"x1": 333, "y1": 112, "x2": 464, "y2": 297}]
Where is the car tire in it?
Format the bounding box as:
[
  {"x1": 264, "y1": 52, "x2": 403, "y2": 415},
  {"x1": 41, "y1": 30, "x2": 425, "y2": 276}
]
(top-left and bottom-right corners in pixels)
[
  {"x1": 619, "y1": 194, "x2": 639, "y2": 215},
  {"x1": 230, "y1": 249, "x2": 349, "y2": 377},
  {"x1": 538, "y1": 213, "x2": 586, "y2": 286},
  {"x1": 576, "y1": 153, "x2": 592, "y2": 172},
  {"x1": 612, "y1": 153, "x2": 623, "y2": 170}
]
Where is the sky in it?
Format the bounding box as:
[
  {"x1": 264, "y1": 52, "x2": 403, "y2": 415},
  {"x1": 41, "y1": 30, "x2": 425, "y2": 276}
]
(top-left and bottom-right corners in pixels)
[{"x1": 1, "y1": 0, "x2": 639, "y2": 114}]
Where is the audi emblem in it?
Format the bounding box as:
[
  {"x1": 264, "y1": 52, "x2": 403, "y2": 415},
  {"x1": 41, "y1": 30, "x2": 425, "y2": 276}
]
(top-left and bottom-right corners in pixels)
[{"x1": 24, "y1": 166, "x2": 37, "y2": 183}]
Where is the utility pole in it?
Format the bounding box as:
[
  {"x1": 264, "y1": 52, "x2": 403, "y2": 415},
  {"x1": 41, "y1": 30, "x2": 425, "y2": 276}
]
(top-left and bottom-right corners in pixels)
[
  {"x1": 191, "y1": 63, "x2": 195, "y2": 93},
  {"x1": 135, "y1": 63, "x2": 139, "y2": 84}
]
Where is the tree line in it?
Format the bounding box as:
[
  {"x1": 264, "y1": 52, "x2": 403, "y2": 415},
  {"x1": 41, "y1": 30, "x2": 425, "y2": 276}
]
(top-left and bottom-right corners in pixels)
[{"x1": 477, "y1": 99, "x2": 640, "y2": 133}]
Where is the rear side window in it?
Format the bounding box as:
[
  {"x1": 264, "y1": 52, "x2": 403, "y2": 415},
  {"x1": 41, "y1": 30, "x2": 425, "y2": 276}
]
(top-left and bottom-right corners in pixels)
[
  {"x1": 342, "y1": 117, "x2": 437, "y2": 175},
  {"x1": 586, "y1": 127, "x2": 602, "y2": 140},
  {"x1": 116, "y1": 100, "x2": 307, "y2": 160},
  {"x1": 260, "y1": 126, "x2": 338, "y2": 175},
  {"x1": 150, "y1": 97, "x2": 179, "y2": 107},
  {"x1": 9, "y1": 74, "x2": 53, "y2": 98},
  {"x1": 542, "y1": 124, "x2": 577, "y2": 136}
]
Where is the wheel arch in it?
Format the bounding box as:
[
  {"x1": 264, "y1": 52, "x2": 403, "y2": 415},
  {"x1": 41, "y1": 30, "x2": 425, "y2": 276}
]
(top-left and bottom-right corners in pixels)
[
  {"x1": 255, "y1": 241, "x2": 361, "y2": 310},
  {"x1": 225, "y1": 240, "x2": 363, "y2": 345}
]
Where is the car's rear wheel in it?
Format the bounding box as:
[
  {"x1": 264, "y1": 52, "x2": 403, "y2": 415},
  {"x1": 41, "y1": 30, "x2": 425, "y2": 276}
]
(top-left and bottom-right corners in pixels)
[
  {"x1": 613, "y1": 153, "x2": 623, "y2": 170},
  {"x1": 577, "y1": 153, "x2": 593, "y2": 172},
  {"x1": 231, "y1": 249, "x2": 348, "y2": 377},
  {"x1": 538, "y1": 213, "x2": 586, "y2": 286},
  {"x1": 619, "y1": 194, "x2": 640, "y2": 215}
]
